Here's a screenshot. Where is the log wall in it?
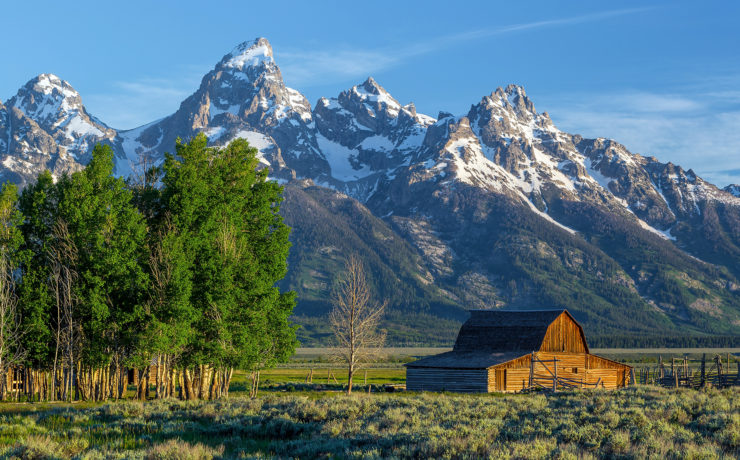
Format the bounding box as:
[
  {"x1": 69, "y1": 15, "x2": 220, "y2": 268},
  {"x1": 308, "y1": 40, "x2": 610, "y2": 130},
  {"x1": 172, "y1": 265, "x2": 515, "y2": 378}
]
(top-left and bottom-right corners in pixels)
[
  {"x1": 488, "y1": 352, "x2": 631, "y2": 391},
  {"x1": 406, "y1": 368, "x2": 488, "y2": 392}
]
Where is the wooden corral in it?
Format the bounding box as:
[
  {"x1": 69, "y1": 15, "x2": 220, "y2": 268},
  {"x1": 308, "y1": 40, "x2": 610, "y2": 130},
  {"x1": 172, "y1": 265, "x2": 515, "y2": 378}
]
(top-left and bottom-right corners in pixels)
[{"x1": 405, "y1": 309, "x2": 632, "y2": 393}]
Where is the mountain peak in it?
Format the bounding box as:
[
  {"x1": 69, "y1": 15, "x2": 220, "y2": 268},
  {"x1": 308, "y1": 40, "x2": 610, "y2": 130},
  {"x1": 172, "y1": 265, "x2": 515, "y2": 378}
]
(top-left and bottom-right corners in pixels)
[
  {"x1": 472, "y1": 84, "x2": 537, "y2": 118},
  {"x1": 725, "y1": 184, "x2": 740, "y2": 197},
  {"x1": 5, "y1": 73, "x2": 113, "y2": 163},
  {"x1": 348, "y1": 77, "x2": 401, "y2": 115},
  {"x1": 19, "y1": 73, "x2": 81, "y2": 102},
  {"x1": 28, "y1": 73, "x2": 73, "y2": 91},
  {"x1": 360, "y1": 76, "x2": 381, "y2": 92},
  {"x1": 8, "y1": 73, "x2": 85, "y2": 125},
  {"x1": 503, "y1": 83, "x2": 526, "y2": 97},
  {"x1": 220, "y1": 37, "x2": 274, "y2": 70}
]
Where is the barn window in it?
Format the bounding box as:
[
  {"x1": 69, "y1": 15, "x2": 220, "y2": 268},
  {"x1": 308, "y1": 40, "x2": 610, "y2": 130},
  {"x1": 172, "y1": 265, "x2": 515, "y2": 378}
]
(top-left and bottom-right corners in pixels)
[{"x1": 572, "y1": 367, "x2": 578, "y2": 374}]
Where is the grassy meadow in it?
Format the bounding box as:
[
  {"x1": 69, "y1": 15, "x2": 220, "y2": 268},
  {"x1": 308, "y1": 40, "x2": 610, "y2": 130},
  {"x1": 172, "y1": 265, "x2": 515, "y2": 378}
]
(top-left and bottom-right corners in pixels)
[
  {"x1": 0, "y1": 386, "x2": 737, "y2": 459},
  {"x1": 0, "y1": 348, "x2": 738, "y2": 459}
]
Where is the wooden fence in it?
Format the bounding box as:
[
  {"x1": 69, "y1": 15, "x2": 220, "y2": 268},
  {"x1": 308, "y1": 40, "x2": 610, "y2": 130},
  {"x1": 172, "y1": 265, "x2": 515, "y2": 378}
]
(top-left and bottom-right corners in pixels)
[
  {"x1": 634, "y1": 354, "x2": 739, "y2": 389},
  {"x1": 525, "y1": 353, "x2": 604, "y2": 392}
]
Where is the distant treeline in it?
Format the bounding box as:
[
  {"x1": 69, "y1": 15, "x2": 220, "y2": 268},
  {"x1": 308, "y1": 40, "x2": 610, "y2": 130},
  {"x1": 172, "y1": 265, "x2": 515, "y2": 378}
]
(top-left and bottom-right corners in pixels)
[
  {"x1": 0, "y1": 134, "x2": 296, "y2": 402},
  {"x1": 590, "y1": 335, "x2": 740, "y2": 349}
]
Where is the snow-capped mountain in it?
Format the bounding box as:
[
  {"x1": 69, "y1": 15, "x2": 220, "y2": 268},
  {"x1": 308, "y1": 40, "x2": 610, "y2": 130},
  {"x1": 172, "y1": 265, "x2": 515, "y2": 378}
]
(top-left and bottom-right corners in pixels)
[
  {"x1": 313, "y1": 77, "x2": 435, "y2": 199},
  {"x1": 7, "y1": 74, "x2": 116, "y2": 163},
  {"x1": 3, "y1": 37, "x2": 740, "y2": 343},
  {"x1": 111, "y1": 38, "x2": 321, "y2": 179}
]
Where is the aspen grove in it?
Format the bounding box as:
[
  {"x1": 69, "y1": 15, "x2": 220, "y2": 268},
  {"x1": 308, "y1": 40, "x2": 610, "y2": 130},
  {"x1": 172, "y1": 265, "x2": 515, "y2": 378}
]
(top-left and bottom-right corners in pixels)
[{"x1": 1, "y1": 134, "x2": 297, "y2": 401}]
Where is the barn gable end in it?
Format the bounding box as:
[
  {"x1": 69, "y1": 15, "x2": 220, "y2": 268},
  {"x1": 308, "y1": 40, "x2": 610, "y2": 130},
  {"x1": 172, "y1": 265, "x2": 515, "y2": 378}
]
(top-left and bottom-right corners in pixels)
[{"x1": 539, "y1": 310, "x2": 589, "y2": 353}]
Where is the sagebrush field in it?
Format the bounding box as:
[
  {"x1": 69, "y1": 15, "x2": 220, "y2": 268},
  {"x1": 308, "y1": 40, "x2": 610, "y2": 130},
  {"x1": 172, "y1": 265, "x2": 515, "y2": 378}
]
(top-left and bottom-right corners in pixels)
[{"x1": 0, "y1": 386, "x2": 737, "y2": 459}]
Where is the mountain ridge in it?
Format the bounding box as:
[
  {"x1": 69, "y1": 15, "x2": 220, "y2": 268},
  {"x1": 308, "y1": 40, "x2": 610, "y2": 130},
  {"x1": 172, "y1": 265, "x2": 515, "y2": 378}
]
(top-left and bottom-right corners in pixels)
[{"x1": 3, "y1": 37, "x2": 740, "y2": 345}]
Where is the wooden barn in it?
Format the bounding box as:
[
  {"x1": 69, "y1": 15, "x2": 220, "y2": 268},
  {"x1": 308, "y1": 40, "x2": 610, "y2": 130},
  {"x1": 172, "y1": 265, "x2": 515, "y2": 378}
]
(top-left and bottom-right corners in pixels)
[{"x1": 406, "y1": 309, "x2": 632, "y2": 392}]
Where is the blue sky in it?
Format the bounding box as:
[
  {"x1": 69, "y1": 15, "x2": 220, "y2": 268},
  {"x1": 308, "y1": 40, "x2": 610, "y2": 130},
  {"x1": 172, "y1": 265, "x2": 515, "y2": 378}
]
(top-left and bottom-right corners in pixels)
[{"x1": 2, "y1": 0, "x2": 739, "y2": 186}]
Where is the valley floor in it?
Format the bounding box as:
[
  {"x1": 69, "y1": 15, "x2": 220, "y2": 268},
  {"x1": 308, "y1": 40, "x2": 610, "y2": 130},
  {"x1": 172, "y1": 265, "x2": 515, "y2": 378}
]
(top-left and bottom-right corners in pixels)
[{"x1": 0, "y1": 386, "x2": 737, "y2": 459}]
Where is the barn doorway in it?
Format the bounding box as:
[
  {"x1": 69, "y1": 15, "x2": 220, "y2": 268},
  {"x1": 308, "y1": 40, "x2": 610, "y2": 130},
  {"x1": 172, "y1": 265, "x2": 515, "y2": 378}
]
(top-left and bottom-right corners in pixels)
[{"x1": 495, "y1": 369, "x2": 506, "y2": 391}]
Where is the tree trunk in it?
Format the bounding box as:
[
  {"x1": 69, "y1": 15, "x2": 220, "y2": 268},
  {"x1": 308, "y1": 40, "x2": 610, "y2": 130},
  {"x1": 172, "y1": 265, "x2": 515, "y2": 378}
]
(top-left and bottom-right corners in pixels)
[
  {"x1": 183, "y1": 368, "x2": 196, "y2": 400},
  {"x1": 136, "y1": 367, "x2": 148, "y2": 401},
  {"x1": 347, "y1": 366, "x2": 353, "y2": 395},
  {"x1": 209, "y1": 370, "x2": 219, "y2": 400},
  {"x1": 168, "y1": 365, "x2": 175, "y2": 398},
  {"x1": 199, "y1": 364, "x2": 209, "y2": 400}
]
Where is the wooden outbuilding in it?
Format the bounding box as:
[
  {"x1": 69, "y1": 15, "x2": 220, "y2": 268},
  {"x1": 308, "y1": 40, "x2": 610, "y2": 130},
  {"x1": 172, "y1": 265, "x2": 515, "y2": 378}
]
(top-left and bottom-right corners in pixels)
[{"x1": 405, "y1": 309, "x2": 631, "y2": 392}]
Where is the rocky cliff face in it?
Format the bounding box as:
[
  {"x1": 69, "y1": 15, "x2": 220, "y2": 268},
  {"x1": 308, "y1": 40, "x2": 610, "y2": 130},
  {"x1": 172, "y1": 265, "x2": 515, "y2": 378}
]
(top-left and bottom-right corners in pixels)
[
  {"x1": 0, "y1": 94, "x2": 84, "y2": 187},
  {"x1": 3, "y1": 37, "x2": 740, "y2": 343}
]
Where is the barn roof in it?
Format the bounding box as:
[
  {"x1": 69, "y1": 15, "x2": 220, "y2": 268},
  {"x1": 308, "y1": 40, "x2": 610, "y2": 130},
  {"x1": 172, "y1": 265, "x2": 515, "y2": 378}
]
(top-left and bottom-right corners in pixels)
[
  {"x1": 406, "y1": 309, "x2": 588, "y2": 369},
  {"x1": 453, "y1": 309, "x2": 582, "y2": 353},
  {"x1": 405, "y1": 351, "x2": 523, "y2": 369}
]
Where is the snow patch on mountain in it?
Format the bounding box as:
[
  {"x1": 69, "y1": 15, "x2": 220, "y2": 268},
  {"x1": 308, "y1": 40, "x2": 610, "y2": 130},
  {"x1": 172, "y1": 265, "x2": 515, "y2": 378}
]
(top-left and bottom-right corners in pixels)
[
  {"x1": 64, "y1": 115, "x2": 104, "y2": 139},
  {"x1": 231, "y1": 130, "x2": 273, "y2": 166},
  {"x1": 352, "y1": 81, "x2": 401, "y2": 116},
  {"x1": 585, "y1": 157, "x2": 614, "y2": 192},
  {"x1": 360, "y1": 135, "x2": 395, "y2": 151},
  {"x1": 223, "y1": 39, "x2": 273, "y2": 71},
  {"x1": 115, "y1": 120, "x2": 163, "y2": 176},
  {"x1": 204, "y1": 126, "x2": 226, "y2": 141},
  {"x1": 525, "y1": 198, "x2": 578, "y2": 234},
  {"x1": 316, "y1": 133, "x2": 373, "y2": 181},
  {"x1": 637, "y1": 219, "x2": 676, "y2": 240}
]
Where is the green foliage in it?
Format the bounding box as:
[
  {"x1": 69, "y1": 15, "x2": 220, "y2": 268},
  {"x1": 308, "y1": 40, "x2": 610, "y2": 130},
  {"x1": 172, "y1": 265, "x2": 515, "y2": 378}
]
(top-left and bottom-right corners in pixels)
[
  {"x1": 4, "y1": 136, "x2": 295, "y2": 399},
  {"x1": 55, "y1": 144, "x2": 149, "y2": 368},
  {"x1": 160, "y1": 133, "x2": 297, "y2": 371},
  {"x1": 17, "y1": 171, "x2": 58, "y2": 367},
  {"x1": 0, "y1": 181, "x2": 25, "y2": 371},
  {"x1": 0, "y1": 182, "x2": 24, "y2": 254}
]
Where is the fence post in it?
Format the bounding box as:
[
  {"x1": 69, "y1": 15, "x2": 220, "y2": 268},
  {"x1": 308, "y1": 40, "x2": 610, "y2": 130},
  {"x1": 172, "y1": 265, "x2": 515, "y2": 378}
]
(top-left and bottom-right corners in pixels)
[
  {"x1": 684, "y1": 355, "x2": 688, "y2": 379},
  {"x1": 728, "y1": 354, "x2": 731, "y2": 385},
  {"x1": 529, "y1": 352, "x2": 535, "y2": 388},
  {"x1": 553, "y1": 358, "x2": 558, "y2": 392},
  {"x1": 714, "y1": 355, "x2": 722, "y2": 387},
  {"x1": 701, "y1": 354, "x2": 706, "y2": 387}
]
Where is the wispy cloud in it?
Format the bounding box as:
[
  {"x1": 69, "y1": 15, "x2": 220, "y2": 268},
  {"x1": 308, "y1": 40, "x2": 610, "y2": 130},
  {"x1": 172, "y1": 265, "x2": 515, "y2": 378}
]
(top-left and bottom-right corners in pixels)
[
  {"x1": 82, "y1": 8, "x2": 651, "y2": 129},
  {"x1": 450, "y1": 7, "x2": 653, "y2": 39},
  {"x1": 84, "y1": 72, "x2": 205, "y2": 130},
  {"x1": 277, "y1": 7, "x2": 652, "y2": 87},
  {"x1": 278, "y1": 50, "x2": 398, "y2": 87}
]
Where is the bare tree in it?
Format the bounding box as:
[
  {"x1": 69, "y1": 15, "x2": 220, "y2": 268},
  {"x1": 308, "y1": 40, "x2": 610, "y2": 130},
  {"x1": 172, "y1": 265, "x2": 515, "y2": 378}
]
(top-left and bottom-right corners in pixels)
[
  {"x1": 49, "y1": 219, "x2": 78, "y2": 401},
  {"x1": 330, "y1": 255, "x2": 386, "y2": 395},
  {"x1": 0, "y1": 253, "x2": 25, "y2": 400}
]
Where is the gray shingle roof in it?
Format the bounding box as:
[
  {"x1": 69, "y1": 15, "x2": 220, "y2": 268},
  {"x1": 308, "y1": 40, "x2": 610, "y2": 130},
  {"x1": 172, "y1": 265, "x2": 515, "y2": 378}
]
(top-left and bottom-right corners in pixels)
[
  {"x1": 405, "y1": 351, "x2": 524, "y2": 369},
  {"x1": 453, "y1": 309, "x2": 567, "y2": 353}
]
